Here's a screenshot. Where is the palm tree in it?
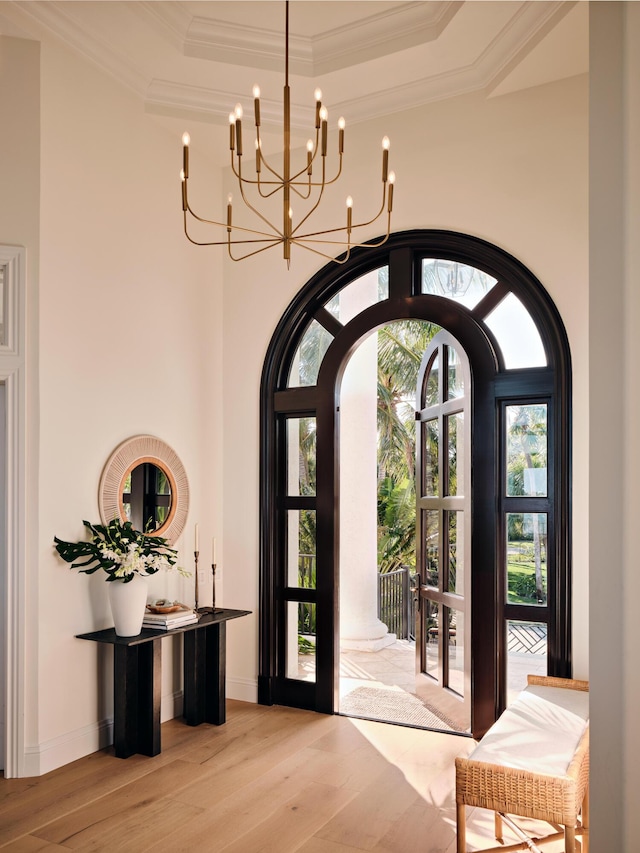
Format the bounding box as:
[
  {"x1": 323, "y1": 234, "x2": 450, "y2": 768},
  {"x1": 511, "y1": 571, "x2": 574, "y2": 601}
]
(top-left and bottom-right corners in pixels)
[{"x1": 377, "y1": 318, "x2": 440, "y2": 572}]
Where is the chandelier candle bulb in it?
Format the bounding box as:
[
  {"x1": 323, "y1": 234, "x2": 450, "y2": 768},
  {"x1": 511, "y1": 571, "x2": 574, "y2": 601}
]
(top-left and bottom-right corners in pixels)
[
  {"x1": 382, "y1": 136, "x2": 390, "y2": 182},
  {"x1": 182, "y1": 132, "x2": 190, "y2": 179},
  {"x1": 235, "y1": 119, "x2": 243, "y2": 158},
  {"x1": 346, "y1": 196, "x2": 353, "y2": 231},
  {"x1": 227, "y1": 195, "x2": 233, "y2": 230},
  {"x1": 181, "y1": 171, "x2": 187, "y2": 211},
  {"x1": 338, "y1": 117, "x2": 345, "y2": 154},
  {"x1": 314, "y1": 88, "x2": 322, "y2": 127},
  {"x1": 388, "y1": 171, "x2": 395, "y2": 212},
  {"x1": 255, "y1": 139, "x2": 261, "y2": 173},
  {"x1": 306, "y1": 139, "x2": 313, "y2": 174},
  {"x1": 253, "y1": 85, "x2": 261, "y2": 126},
  {"x1": 320, "y1": 107, "x2": 328, "y2": 156}
]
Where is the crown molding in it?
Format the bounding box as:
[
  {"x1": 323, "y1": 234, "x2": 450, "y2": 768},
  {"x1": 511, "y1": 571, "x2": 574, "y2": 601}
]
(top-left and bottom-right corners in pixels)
[
  {"x1": 185, "y1": 15, "x2": 312, "y2": 75},
  {"x1": 175, "y1": 2, "x2": 461, "y2": 76},
  {"x1": 9, "y1": 0, "x2": 148, "y2": 97},
  {"x1": 144, "y1": 1, "x2": 572, "y2": 127},
  {"x1": 311, "y1": 1, "x2": 461, "y2": 76},
  {"x1": 8, "y1": 0, "x2": 579, "y2": 129}
]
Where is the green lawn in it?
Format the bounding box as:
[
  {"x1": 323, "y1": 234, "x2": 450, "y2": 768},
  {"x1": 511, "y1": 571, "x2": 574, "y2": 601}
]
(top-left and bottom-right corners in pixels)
[{"x1": 507, "y1": 547, "x2": 546, "y2": 604}]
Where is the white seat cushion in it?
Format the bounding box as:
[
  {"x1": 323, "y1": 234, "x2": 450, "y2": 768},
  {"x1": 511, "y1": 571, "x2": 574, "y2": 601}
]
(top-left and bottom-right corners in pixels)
[{"x1": 468, "y1": 684, "x2": 589, "y2": 777}]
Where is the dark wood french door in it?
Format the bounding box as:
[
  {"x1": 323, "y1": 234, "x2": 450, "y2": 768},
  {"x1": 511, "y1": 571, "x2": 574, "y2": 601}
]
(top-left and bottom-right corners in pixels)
[
  {"x1": 259, "y1": 232, "x2": 572, "y2": 741},
  {"x1": 414, "y1": 331, "x2": 471, "y2": 732}
]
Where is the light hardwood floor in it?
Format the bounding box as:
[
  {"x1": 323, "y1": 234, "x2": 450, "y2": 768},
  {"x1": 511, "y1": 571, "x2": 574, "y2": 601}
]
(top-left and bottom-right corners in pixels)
[{"x1": 0, "y1": 702, "x2": 566, "y2": 852}]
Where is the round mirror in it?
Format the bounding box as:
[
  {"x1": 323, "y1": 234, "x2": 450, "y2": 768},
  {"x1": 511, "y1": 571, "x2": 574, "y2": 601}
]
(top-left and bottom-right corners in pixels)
[{"x1": 98, "y1": 436, "x2": 189, "y2": 545}]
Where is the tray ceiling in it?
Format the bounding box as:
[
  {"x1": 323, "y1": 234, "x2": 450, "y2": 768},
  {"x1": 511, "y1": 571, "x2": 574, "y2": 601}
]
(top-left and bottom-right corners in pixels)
[{"x1": 0, "y1": 1, "x2": 587, "y2": 137}]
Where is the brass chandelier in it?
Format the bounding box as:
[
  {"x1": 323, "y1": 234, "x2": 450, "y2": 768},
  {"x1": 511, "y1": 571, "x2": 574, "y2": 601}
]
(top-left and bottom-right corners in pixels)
[{"x1": 180, "y1": 0, "x2": 395, "y2": 266}]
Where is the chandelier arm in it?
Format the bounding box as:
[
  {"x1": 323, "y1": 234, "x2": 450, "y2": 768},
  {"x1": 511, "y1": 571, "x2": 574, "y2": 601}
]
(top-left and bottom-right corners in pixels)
[
  {"x1": 290, "y1": 160, "x2": 328, "y2": 237},
  {"x1": 291, "y1": 239, "x2": 352, "y2": 264},
  {"x1": 301, "y1": 129, "x2": 322, "y2": 178},
  {"x1": 298, "y1": 184, "x2": 388, "y2": 237},
  {"x1": 348, "y1": 189, "x2": 388, "y2": 230},
  {"x1": 227, "y1": 239, "x2": 285, "y2": 262},
  {"x1": 230, "y1": 151, "x2": 243, "y2": 182},
  {"x1": 257, "y1": 147, "x2": 284, "y2": 182},
  {"x1": 255, "y1": 175, "x2": 285, "y2": 199},
  {"x1": 296, "y1": 226, "x2": 391, "y2": 250},
  {"x1": 290, "y1": 149, "x2": 321, "y2": 184},
  {"x1": 301, "y1": 154, "x2": 342, "y2": 188},
  {"x1": 238, "y1": 176, "x2": 285, "y2": 197},
  {"x1": 290, "y1": 180, "x2": 313, "y2": 201},
  {"x1": 186, "y1": 204, "x2": 277, "y2": 240},
  {"x1": 320, "y1": 158, "x2": 344, "y2": 186},
  {"x1": 184, "y1": 214, "x2": 281, "y2": 248},
  {"x1": 237, "y1": 169, "x2": 286, "y2": 239}
]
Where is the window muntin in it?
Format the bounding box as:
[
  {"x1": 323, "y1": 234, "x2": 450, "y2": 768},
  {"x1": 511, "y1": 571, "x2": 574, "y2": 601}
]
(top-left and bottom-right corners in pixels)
[
  {"x1": 422, "y1": 258, "x2": 497, "y2": 309},
  {"x1": 485, "y1": 293, "x2": 547, "y2": 369}
]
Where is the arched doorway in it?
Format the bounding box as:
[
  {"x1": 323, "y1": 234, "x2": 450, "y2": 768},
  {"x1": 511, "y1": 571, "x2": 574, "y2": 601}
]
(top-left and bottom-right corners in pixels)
[{"x1": 259, "y1": 231, "x2": 572, "y2": 738}]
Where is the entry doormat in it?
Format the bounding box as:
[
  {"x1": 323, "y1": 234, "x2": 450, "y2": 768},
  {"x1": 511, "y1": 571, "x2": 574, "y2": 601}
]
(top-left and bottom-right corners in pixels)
[{"x1": 339, "y1": 686, "x2": 457, "y2": 732}]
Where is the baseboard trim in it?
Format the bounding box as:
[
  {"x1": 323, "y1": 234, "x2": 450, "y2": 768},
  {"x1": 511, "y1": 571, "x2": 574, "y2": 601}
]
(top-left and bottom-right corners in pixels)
[
  {"x1": 24, "y1": 717, "x2": 113, "y2": 777},
  {"x1": 227, "y1": 676, "x2": 258, "y2": 703},
  {"x1": 19, "y1": 683, "x2": 256, "y2": 776}
]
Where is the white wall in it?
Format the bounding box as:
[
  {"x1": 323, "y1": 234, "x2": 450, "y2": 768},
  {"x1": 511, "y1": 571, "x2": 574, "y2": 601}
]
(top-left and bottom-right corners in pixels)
[
  {"x1": 222, "y1": 73, "x2": 590, "y2": 694},
  {"x1": 2, "y1": 31, "x2": 225, "y2": 773},
  {"x1": 589, "y1": 4, "x2": 640, "y2": 849}
]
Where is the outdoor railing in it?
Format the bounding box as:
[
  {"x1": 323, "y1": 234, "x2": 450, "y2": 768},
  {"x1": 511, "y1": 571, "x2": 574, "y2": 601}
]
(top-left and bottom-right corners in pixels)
[
  {"x1": 378, "y1": 566, "x2": 415, "y2": 640},
  {"x1": 298, "y1": 554, "x2": 544, "y2": 655}
]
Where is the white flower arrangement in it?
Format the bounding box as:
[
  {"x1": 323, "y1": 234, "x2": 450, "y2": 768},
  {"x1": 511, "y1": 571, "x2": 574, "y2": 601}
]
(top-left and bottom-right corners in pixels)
[{"x1": 54, "y1": 518, "x2": 189, "y2": 582}]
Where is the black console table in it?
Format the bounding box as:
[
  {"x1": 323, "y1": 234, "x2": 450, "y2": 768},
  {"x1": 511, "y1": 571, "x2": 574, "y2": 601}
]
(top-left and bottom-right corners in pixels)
[{"x1": 77, "y1": 608, "x2": 250, "y2": 759}]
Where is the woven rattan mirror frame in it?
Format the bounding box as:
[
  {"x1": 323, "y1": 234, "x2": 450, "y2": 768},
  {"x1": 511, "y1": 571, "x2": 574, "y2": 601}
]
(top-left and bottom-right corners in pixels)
[{"x1": 98, "y1": 435, "x2": 189, "y2": 545}]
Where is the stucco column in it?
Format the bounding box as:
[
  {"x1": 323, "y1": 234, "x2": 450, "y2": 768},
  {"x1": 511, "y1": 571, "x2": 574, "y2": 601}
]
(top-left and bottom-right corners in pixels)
[{"x1": 339, "y1": 272, "x2": 395, "y2": 651}]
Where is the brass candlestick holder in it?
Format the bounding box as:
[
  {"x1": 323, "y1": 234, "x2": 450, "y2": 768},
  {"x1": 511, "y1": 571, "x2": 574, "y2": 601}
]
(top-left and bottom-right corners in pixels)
[
  {"x1": 195, "y1": 555, "x2": 218, "y2": 614},
  {"x1": 194, "y1": 549, "x2": 200, "y2": 611}
]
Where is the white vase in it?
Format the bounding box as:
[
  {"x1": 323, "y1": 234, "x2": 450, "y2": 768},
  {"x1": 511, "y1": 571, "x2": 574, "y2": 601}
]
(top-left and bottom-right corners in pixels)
[{"x1": 107, "y1": 574, "x2": 148, "y2": 636}]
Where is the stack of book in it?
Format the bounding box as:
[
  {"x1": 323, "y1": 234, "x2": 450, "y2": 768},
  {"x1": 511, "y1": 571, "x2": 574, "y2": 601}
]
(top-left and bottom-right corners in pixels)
[{"x1": 142, "y1": 604, "x2": 199, "y2": 631}]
